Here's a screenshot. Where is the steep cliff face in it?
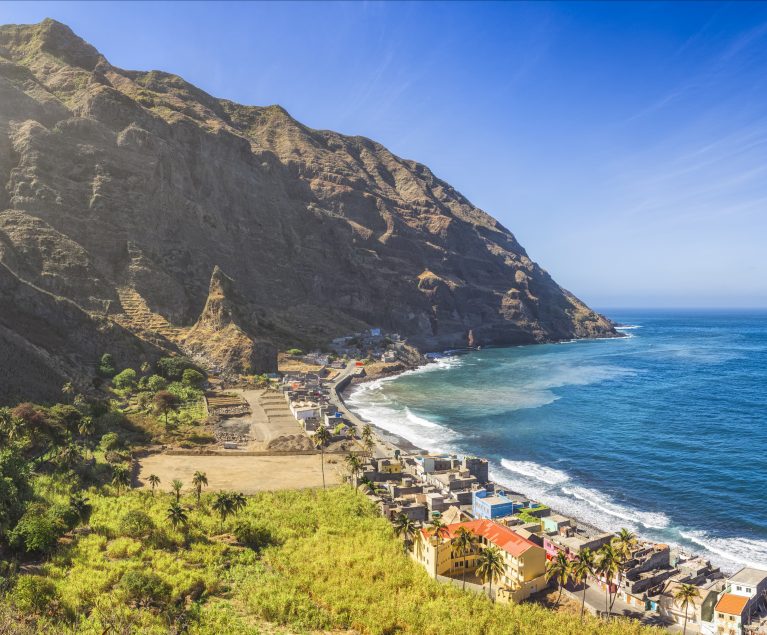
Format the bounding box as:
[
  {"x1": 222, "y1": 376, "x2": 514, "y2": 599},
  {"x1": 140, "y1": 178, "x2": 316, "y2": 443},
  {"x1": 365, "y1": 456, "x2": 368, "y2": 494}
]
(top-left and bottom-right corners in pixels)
[{"x1": 0, "y1": 19, "x2": 617, "y2": 402}]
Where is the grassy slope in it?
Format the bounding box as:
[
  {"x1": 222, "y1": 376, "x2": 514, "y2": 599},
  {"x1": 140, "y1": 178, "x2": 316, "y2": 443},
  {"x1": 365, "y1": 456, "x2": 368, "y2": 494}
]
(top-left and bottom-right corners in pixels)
[{"x1": 8, "y1": 484, "x2": 661, "y2": 635}]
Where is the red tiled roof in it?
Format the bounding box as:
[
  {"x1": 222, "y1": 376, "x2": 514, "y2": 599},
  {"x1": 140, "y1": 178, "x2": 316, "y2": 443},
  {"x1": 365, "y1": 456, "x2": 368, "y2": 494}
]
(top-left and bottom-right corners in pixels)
[
  {"x1": 715, "y1": 593, "x2": 749, "y2": 616},
  {"x1": 421, "y1": 519, "x2": 537, "y2": 557}
]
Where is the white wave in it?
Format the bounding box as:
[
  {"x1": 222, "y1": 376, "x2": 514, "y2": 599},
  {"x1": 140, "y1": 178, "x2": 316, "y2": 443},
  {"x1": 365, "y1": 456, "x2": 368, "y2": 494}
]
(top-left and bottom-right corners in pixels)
[
  {"x1": 405, "y1": 407, "x2": 441, "y2": 428},
  {"x1": 500, "y1": 459, "x2": 570, "y2": 485},
  {"x1": 615, "y1": 325, "x2": 642, "y2": 330},
  {"x1": 344, "y1": 400, "x2": 456, "y2": 452},
  {"x1": 561, "y1": 485, "x2": 670, "y2": 529},
  {"x1": 679, "y1": 530, "x2": 767, "y2": 571}
]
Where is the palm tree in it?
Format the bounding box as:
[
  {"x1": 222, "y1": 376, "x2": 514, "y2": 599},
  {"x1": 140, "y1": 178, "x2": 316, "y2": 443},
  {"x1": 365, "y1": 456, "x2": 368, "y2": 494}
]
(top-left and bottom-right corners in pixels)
[
  {"x1": 77, "y1": 416, "x2": 95, "y2": 439},
  {"x1": 166, "y1": 502, "x2": 188, "y2": 532},
  {"x1": 427, "y1": 517, "x2": 450, "y2": 542},
  {"x1": 313, "y1": 426, "x2": 331, "y2": 489},
  {"x1": 610, "y1": 528, "x2": 637, "y2": 612},
  {"x1": 147, "y1": 474, "x2": 161, "y2": 496},
  {"x1": 476, "y1": 545, "x2": 505, "y2": 602},
  {"x1": 674, "y1": 583, "x2": 701, "y2": 635},
  {"x1": 192, "y1": 471, "x2": 208, "y2": 505},
  {"x1": 361, "y1": 424, "x2": 375, "y2": 457},
  {"x1": 393, "y1": 514, "x2": 417, "y2": 553},
  {"x1": 231, "y1": 492, "x2": 247, "y2": 515},
  {"x1": 358, "y1": 476, "x2": 376, "y2": 494},
  {"x1": 597, "y1": 543, "x2": 620, "y2": 618},
  {"x1": 572, "y1": 547, "x2": 596, "y2": 621},
  {"x1": 111, "y1": 464, "x2": 131, "y2": 495},
  {"x1": 61, "y1": 381, "x2": 75, "y2": 403},
  {"x1": 344, "y1": 454, "x2": 363, "y2": 486},
  {"x1": 171, "y1": 479, "x2": 183, "y2": 502},
  {"x1": 451, "y1": 526, "x2": 478, "y2": 590},
  {"x1": 69, "y1": 492, "x2": 92, "y2": 526},
  {"x1": 212, "y1": 492, "x2": 236, "y2": 530},
  {"x1": 546, "y1": 550, "x2": 572, "y2": 607}
]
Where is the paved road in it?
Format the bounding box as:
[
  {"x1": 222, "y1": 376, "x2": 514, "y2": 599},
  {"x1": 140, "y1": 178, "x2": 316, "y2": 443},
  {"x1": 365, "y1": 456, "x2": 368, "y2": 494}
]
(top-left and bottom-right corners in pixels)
[{"x1": 329, "y1": 362, "x2": 396, "y2": 459}]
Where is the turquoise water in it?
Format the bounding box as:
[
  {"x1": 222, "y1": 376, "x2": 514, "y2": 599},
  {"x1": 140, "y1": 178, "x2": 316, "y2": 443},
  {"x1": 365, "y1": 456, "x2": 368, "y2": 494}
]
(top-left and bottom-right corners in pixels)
[{"x1": 346, "y1": 310, "x2": 767, "y2": 572}]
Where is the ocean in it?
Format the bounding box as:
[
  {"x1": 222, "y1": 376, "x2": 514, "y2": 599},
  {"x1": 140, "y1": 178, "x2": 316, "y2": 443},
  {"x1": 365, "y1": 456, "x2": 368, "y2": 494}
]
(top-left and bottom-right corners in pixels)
[{"x1": 345, "y1": 310, "x2": 767, "y2": 573}]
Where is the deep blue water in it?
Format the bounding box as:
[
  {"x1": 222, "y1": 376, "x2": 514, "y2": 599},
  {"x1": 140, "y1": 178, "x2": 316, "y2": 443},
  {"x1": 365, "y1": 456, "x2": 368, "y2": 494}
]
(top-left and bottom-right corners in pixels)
[{"x1": 346, "y1": 310, "x2": 767, "y2": 572}]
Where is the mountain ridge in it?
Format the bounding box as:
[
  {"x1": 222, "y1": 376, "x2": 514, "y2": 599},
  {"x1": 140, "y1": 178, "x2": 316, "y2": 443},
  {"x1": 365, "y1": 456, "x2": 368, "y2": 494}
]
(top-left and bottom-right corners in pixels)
[{"x1": 0, "y1": 18, "x2": 618, "y2": 403}]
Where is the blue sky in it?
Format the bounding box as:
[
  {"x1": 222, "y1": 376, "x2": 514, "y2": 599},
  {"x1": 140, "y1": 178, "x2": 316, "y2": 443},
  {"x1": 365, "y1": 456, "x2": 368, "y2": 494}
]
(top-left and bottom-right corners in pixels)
[{"x1": 2, "y1": 2, "x2": 766, "y2": 308}]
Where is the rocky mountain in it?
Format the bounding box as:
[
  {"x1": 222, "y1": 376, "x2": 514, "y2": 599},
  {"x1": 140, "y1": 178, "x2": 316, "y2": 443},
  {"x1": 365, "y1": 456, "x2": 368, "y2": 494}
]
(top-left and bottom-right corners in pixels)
[{"x1": 0, "y1": 19, "x2": 617, "y2": 403}]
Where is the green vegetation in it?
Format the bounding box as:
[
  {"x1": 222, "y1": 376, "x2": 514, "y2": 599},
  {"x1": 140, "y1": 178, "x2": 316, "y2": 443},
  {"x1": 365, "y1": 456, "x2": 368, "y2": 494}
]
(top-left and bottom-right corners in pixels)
[
  {"x1": 0, "y1": 352, "x2": 658, "y2": 634},
  {"x1": 0, "y1": 485, "x2": 659, "y2": 634}
]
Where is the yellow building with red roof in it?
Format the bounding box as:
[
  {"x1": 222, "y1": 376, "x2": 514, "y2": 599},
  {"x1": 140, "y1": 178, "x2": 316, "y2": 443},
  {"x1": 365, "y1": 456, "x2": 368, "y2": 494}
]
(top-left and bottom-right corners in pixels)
[{"x1": 414, "y1": 518, "x2": 548, "y2": 603}]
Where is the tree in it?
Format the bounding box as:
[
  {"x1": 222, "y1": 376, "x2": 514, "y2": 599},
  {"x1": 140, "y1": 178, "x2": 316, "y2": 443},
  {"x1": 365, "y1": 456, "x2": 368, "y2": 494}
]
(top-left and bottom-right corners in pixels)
[
  {"x1": 313, "y1": 426, "x2": 331, "y2": 490},
  {"x1": 147, "y1": 474, "x2": 161, "y2": 496},
  {"x1": 393, "y1": 514, "x2": 417, "y2": 553},
  {"x1": 610, "y1": 528, "x2": 637, "y2": 612},
  {"x1": 146, "y1": 375, "x2": 168, "y2": 392},
  {"x1": 112, "y1": 368, "x2": 137, "y2": 390},
  {"x1": 171, "y1": 479, "x2": 183, "y2": 502},
  {"x1": 451, "y1": 526, "x2": 478, "y2": 590},
  {"x1": 156, "y1": 356, "x2": 196, "y2": 380},
  {"x1": 427, "y1": 517, "x2": 450, "y2": 542},
  {"x1": 166, "y1": 502, "x2": 188, "y2": 532},
  {"x1": 111, "y1": 464, "x2": 131, "y2": 495},
  {"x1": 68, "y1": 492, "x2": 92, "y2": 526},
  {"x1": 77, "y1": 416, "x2": 95, "y2": 439},
  {"x1": 597, "y1": 543, "x2": 620, "y2": 618},
  {"x1": 358, "y1": 476, "x2": 375, "y2": 494},
  {"x1": 344, "y1": 454, "x2": 362, "y2": 486},
  {"x1": 192, "y1": 471, "x2": 208, "y2": 505},
  {"x1": 56, "y1": 443, "x2": 83, "y2": 470},
  {"x1": 98, "y1": 353, "x2": 116, "y2": 378},
  {"x1": 572, "y1": 547, "x2": 596, "y2": 621},
  {"x1": 61, "y1": 382, "x2": 75, "y2": 403},
  {"x1": 231, "y1": 492, "x2": 247, "y2": 515},
  {"x1": 182, "y1": 368, "x2": 205, "y2": 388},
  {"x1": 212, "y1": 492, "x2": 236, "y2": 530},
  {"x1": 546, "y1": 551, "x2": 572, "y2": 607},
  {"x1": 0, "y1": 448, "x2": 32, "y2": 536},
  {"x1": 674, "y1": 583, "x2": 701, "y2": 635},
  {"x1": 361, "y1": 424, "x2": 374, "y2": 457},
  {"x1": 153, "y1": 391, "x2": 180, "y2": 426},
  {"x1": 476, "y1": 545, "x2": 505, "y2": 602}
]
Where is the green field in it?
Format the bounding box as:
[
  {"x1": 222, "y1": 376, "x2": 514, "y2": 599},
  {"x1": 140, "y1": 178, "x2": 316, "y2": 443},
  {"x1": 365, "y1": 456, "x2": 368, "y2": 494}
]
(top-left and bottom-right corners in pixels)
[{"x1": 2, "y1": 484, "x2": 661, "y2": 635}]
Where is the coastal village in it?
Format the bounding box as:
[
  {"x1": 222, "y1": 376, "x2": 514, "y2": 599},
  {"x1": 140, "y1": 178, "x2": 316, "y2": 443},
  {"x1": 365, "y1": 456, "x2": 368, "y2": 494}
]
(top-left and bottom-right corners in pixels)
[{"x1": 150, "y1": 328, "x2": 767, "y2": 635}]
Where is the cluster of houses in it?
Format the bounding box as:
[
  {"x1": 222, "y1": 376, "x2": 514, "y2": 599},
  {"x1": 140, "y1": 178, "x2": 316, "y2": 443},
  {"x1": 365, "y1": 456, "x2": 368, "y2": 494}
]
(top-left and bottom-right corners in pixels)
[
  {"x1": 355, "y1": 450, "x2": 767, "y2": 633},
  {"x1": 329, "y1": 328, "x2": 404, "y2": 363},
  {"x1": 279, "y1": 369, "x2": 361, "y2": 439}
]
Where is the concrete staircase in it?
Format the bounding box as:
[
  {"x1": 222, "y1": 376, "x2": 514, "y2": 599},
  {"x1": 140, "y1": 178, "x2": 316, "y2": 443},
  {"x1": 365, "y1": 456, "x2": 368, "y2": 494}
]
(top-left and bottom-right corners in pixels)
[{"x1": 114, "y1": 287, "x2": 186, "y2": 343}]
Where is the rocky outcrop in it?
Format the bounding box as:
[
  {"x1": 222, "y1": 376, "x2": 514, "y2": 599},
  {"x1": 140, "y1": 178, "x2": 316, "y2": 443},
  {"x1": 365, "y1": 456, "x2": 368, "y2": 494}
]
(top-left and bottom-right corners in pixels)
[
  {"x1": 0, "y1": 19, "x2": 618, "y2": 403},
  {"x1": 183, "y1": 267, "x2": 277, "y2": 377}
]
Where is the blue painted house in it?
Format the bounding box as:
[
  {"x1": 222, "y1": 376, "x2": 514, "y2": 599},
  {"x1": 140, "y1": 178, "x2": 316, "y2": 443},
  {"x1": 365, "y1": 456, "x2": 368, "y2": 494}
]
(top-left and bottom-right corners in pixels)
[{"x1": 472, "y1": 488, "x2": 529, "y2": 519}]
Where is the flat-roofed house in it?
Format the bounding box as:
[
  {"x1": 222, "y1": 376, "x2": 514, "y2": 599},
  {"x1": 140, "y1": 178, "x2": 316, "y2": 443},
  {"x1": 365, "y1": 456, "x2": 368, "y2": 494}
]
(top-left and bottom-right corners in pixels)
[
  {"x1": 712, "y1": 567, "x2": 767, "y2": 635},
  {"x1": 413, "y1": 518, "x2": 548, "y2": 603}
]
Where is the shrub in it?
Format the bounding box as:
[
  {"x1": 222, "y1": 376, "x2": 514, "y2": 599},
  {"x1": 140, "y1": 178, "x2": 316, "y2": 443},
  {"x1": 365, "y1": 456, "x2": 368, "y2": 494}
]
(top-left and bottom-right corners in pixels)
[
  {"x1": 0, "y1": 448, "x2": 32, "y2": 536},
  {"x1": 48, "y1": 502, "x2": 79, "y2": 531},
  {"x1": 98, "y1": 353, "x2": 116, "y2": 378},
  {"x1": 119, "y1": 569, "x2": 171, "y2": 608},
  {"x1": 9, "y1": 505, "x2": 64, "y2": 554},
  {"x1": 99, "y1": 432, "x2": 121, "y2": 452},
  {"x1": 146, "y1": 374, "x2": 168, "y2": 392},
  {"x1": 181, "y1": 368, "x2": 205, "y2": 388},
  {"x1": 287, "y1": 348, "x2": 303, "y2": 356},
  {"x1": 233, "y1": 522, "x2": 276, "y2": 552},
  {"x1": 118, "y1": 510, "x2": 155, "y2": 539},
  {"x1": 10, "y1": 575, "x2": 58, "y2": 615},
  {"x1": 112, "y1": 369, "x2": 137, "y2": 390},
  {"x1": 156, "y1": 356, "x2": 197, "y2": 381}
]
